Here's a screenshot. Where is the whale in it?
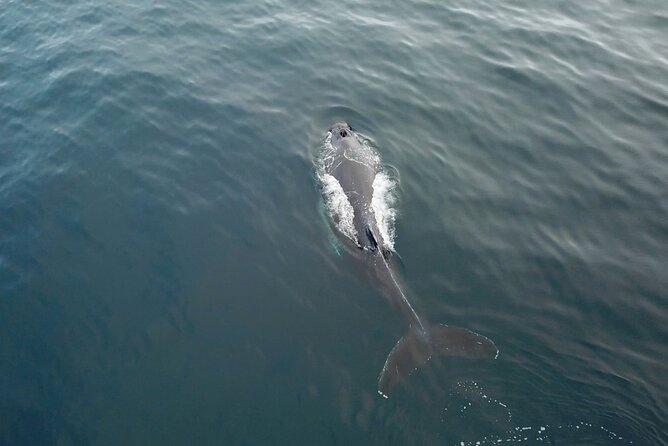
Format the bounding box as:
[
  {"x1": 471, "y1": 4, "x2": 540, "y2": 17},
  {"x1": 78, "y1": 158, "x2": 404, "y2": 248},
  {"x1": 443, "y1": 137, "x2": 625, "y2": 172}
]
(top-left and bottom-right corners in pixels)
[{"x1": 317, "y1": 121, "x2": 498, "y2": 398}]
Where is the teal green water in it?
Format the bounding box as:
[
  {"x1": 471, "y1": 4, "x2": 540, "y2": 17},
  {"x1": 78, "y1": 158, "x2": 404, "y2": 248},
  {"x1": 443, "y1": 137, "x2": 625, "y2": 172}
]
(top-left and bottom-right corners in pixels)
[{"x1": 1, "y1": 0, "x2": 667, "y2": 444}]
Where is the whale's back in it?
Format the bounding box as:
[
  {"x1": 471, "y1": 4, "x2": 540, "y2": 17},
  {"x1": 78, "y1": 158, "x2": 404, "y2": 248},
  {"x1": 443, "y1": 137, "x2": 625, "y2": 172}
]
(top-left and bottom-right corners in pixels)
[{"x1": 326, "y1": 128, "x2": 382, "y2": 249}]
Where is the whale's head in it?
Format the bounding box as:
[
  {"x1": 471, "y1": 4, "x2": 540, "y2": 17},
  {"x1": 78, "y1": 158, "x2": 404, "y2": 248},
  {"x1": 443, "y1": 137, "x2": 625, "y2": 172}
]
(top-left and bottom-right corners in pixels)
[{"x1": 328, "y1": 121, "x2": 353, "y2": 145}]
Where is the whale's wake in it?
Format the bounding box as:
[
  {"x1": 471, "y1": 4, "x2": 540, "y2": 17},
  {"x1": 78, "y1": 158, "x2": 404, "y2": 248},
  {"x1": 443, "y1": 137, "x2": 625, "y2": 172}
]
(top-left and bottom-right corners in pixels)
[
  {"x1": 320, "y1": 172, "x2": 358, "y2": 242},
  {"x1": 371, "y1": 171, "x2": 397, "y2": 251}
]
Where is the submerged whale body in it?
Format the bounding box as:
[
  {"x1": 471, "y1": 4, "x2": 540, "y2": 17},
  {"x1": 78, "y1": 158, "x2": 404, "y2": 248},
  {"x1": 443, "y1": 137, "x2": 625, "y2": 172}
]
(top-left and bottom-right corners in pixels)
[{"x1": 317, "y1": 121, "x2": 498, "y2": 398}]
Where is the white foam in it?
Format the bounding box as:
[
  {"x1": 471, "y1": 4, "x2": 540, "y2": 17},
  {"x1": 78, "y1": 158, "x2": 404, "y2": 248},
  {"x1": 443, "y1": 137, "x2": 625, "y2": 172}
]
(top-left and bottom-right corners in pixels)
[
  {"x1": 456, "y1": 422, "x2": 631, "y2": 445},
  {"x1": 320, "y1": 173, "x2": 357, "y2": 242},
  {"x1": 372, "y1": 171, "x2": 397, "y2": 250}
]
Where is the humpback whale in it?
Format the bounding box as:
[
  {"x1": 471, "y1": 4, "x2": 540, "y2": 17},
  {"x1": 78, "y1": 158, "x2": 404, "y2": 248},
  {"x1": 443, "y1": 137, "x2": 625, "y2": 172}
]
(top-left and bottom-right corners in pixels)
[{"x1": 317, "y1": 121, "x2": 498, "y2": 398}]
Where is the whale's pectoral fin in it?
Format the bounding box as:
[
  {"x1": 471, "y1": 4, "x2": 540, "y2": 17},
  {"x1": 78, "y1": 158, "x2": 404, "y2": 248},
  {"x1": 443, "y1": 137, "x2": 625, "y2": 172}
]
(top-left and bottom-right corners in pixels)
[
  {"x1": 377, "y1": 325, "x2": 498, "y2": 398},
  {"x1": 365, "y1": 227, "x2": 378, "y2": 250}
]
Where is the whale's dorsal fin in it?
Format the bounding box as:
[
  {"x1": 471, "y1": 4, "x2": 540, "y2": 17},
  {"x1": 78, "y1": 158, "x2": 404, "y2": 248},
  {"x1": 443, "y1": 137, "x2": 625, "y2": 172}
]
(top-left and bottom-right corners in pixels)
[{"x1": 365, "y1": 227, "x2": 378, "y2": 251}]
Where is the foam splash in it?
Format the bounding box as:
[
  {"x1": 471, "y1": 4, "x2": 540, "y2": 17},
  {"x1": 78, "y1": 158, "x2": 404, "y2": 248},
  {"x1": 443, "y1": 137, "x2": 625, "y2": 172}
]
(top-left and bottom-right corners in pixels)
[
  {"x1": 446, "y1": 382, "x2": 632, "y2": 445},
  {"x1": 445, "y1": 381, "x2": 512, "y2": 424},
  {"x1": 457, "y1": 422, "x2": 632, "y2": 445},
  {"x1": 371, "y1": 171, "x2": 397, "y2": 250},
  {"x1": 320, "y1": 173, "x2": 357, "y2": 242},
  {"x1": 317, "y1": 131, "x2": 337, "y2": 173}
]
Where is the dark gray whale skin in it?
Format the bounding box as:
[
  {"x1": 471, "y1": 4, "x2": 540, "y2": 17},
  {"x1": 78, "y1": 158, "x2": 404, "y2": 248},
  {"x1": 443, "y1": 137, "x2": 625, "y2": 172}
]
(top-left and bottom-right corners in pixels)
[{"x1": 323, "y1": 121, "x2": 498, "y2": 398}]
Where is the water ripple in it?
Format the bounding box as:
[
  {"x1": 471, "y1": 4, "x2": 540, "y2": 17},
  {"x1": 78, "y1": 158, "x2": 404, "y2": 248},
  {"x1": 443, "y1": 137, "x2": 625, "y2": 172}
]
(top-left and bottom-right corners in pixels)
[{"x1": 1, "y1": 0, "x2": 666, "y2": 444}]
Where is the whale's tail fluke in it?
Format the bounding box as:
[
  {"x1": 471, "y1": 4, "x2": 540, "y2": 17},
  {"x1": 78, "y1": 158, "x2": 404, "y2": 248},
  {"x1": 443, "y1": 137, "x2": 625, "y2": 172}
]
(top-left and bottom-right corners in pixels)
[{"x1": 377, "y1": 324, "x2": 498, "y2": 398}]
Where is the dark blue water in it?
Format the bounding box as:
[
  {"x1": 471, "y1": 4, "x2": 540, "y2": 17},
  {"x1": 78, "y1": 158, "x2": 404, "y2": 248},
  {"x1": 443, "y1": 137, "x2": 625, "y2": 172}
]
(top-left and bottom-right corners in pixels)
[{"x1": 1, "y1": 0, "x2": 667, "y2": 444}]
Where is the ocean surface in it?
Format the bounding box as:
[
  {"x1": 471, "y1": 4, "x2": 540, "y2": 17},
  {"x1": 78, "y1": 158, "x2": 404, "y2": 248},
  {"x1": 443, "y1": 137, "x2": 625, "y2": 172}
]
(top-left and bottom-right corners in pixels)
[{"x1": 1, "y1": 0, "x2": 667, "y2": 444}]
